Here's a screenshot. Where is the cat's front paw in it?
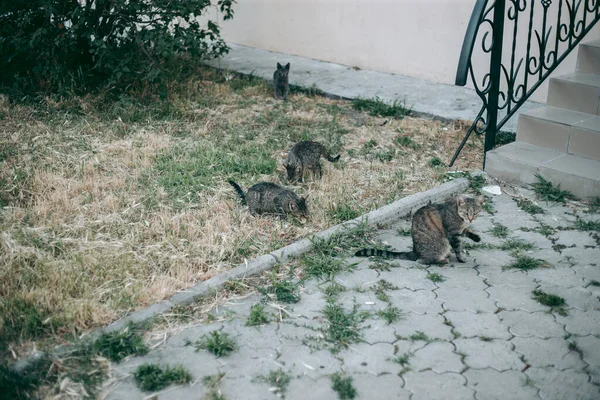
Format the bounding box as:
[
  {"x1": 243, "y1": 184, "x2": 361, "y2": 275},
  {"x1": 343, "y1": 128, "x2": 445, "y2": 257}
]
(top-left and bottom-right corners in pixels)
[
  {"x1": 456, "y1": 253, "x2": 467, "y2": 263},
  {"x1": 467, "y1": 232, "x2": 481, "y2": 242}
]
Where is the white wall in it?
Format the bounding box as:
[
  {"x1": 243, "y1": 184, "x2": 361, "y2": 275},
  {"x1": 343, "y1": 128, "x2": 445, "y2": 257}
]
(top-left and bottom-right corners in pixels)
[{"x1": 216, "y1": 0, "x2": 600, "y2": 103}]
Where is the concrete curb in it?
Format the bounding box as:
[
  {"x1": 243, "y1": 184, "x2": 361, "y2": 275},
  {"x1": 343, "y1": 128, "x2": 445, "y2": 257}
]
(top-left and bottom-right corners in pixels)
[{"x1": 103, "y1": 176, "x2": 470, "y2": 332}]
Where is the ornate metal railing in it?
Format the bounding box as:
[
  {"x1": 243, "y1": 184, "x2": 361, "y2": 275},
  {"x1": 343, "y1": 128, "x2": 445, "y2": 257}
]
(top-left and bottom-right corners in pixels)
[{"x1": 451, "y1": 0, "x2": 600, "y2": 167}]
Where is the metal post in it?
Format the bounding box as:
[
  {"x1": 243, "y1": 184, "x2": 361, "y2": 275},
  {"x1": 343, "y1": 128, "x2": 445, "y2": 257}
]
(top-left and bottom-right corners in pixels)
[{"x1": 483, "y1": 0, "x2": 506, "y2": 168}]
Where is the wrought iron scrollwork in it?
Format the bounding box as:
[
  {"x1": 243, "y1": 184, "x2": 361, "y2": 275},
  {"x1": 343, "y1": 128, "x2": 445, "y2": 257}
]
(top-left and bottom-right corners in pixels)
[{"x1": 451, "y1": 0, "x2": 600, "y2": 167}]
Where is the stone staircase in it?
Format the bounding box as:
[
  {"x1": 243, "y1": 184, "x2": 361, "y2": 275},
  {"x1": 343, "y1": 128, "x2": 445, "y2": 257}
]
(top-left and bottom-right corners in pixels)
[{"x1": 486, "y1": 39, "x2": 600, "y2": 200}]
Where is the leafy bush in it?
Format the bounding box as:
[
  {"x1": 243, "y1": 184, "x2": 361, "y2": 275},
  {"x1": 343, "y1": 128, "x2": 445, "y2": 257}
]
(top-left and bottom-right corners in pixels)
[{"x1": 0, "y1": 0, "x2": 235, "y2": 94}]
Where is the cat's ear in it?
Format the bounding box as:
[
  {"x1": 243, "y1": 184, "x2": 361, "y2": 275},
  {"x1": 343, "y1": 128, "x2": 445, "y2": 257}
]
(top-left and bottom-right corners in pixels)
[
  {"x1": 284, "y1": 63, "x2": 290, "y2": 70},
  {"x1": 277, "y1": 62, "x2": 283, "y2": 70},
  {"x1": 475, "y1": 194, "x2": 485, "y2": 205},
  {"x1": 456, "y1": 194, "x2": 466, "y2": 206}
]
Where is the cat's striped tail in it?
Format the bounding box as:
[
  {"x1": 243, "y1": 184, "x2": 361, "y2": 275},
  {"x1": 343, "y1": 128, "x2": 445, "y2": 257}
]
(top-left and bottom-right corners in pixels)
[
  {"x1": 228, "y1": 180, "x2": 246, "y2": 205},
  {"x1": 354, "y1": 248, "x2": 418, "y2": 261}
]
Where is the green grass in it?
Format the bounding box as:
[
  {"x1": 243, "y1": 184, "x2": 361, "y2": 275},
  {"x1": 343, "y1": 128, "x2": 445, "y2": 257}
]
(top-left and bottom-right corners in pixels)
[
  {"x1": 480, "y1": 336, "x2": 493, "y2": 342},
  {"x1": 133, "y1": 363, "x2": 191, "y2": 392},
  {"x1": 515, "y1": 198, "x2": 545, "y2": 215},
  {"x1": 391, "y1": 353, "x2": 411, "y2": 366},
  {"x1": 427, "y1": 272, "x2": 445, "y2": 283},
  {"x1": 322, "y1": 303, "x2": 369, "y2": 353},
  {"x1": 323, "y1": 282, "x2": 347, "y2": 300},
  {"x1": 195, "y1": 331, "x2": 237, "y2": 357},
  {"x1": 574, "y1": 219, "x2": 600, "y2": 232},
  {"x1": 202, "y1": 373, "x2": 226, "y2": 400},
  {"x1": 503, "y1": 255, "x2": 550, "y2": 271},
  {"x1": 483, "y1": 197, "x2": 496, "y2": 215},
  {"x1": 371, "y1": 279, "x2": 399, "y2": 302},
  {"x1": 530, "y1": 173, "x2": 577, "y2": 203},
  {"x1": 330, "y1": 373, "x2": 357, "y2": 400},
  {"x1": 409, "y1": 331, "x2": 431, "y2": 342},
  {"x1": 327, "y1": 203, "x2": 361, "y2": 223},
  {"x1": 246, "y1": 304, "x2": 270, "y2": 326},
  {"x1": 428, "y1": 157, "x2": 446, "y2": 168},
  {"x1": 396, "y1": 227, "x2": 411, "y2": 236},
  {"x1": 490, "y1": 224, "x2": 509, "y2": 238},
  {"x1": 92, "y1": 324, "x2": 149, "y2": 362},
  {"x1": 352, "y1": 97, "x2": 411, "y2": 119},
  {"x1": 302, "y1": 253, "x2": 354, "y2": 280},
  {"x1": 568, "y1": 341, "x2": 580, "y2": 352},
  {"x1": 468, "y1": 174, "x2": 486, "y2": 194},
  {"x1": 498, "y1": 238, "x2": 535, "y2": 253},
  {"x1": 0, "y1": 356, "x2": 53, "y2": 400},
  {"x1": 394, "y1": 135, "x2": 421, "y2": 150},
  {"x1": 377, "y1": 306, "x2": 402, "y2": 325},
  {"x1": 261, "y1": 369, "x2": 291, "y2": 397},
  {"x1": 532, "y1": 289, "x2": 568, "y2": 315},
  {"x1": 589, "y1": 280, "x2": 600, "y2": 287}
]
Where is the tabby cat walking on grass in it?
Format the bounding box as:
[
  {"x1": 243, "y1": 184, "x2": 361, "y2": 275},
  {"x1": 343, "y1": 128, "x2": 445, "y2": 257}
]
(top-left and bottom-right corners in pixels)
[
  {"x1": 355, "y1": 194, "x2": 485, "y2": 264},
  {"x1": 273, "y1": 62, "x2": 290, "y2": 101},
  {"x1": 284, "y1": 141, "x2": 340, "y2": 183},
  {"x1": 228, "y1": 180, "x2": 308, "y2": 219}
]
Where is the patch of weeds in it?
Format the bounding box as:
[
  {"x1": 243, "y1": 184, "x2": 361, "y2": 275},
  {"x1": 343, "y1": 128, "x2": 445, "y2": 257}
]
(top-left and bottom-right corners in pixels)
[
  {"x1": 363, "y1": 139, "x2": 377, "y2": 150},
  {"x1": 352, "y1": 97, "x2": 411, "y2": 119},
  {"x1": 371, "y1": 279, "x2": 399, "y2": 302},
  {"x1": 427, "y1": 272, "x2": 445, "y2": 283},
  {"x1": 589, "y1": 280, "x2": 600, "y2": 287},
  {"x1": 261, "y1": 369, "x2": 291, "y2": 397},
  {"x1": 391, "y1": 353, "x2": 411, "y2": 366},
  {"x1": 369, "y1": 258, "x2": 395, "y2": 272},
  {"x1": 515, "y1": 198, "x2": 545, "y2": 215},
  {"x1": 503, "y1": 254, "x2": 550, "y2": 271},
  {"x1": 92, "y1": 323, "x2": 148, "y2": 362},
  {"x1": 463, "y1": 242, "x2": 496, "y2": 251},
  {"x1": 330, "y1": 372, "x2": 357, "y2": 400},
  {"x1": 490, "y1": 224, "x2": 509, "y2": 238},
  {"x1": 202, "y1": 373, "x2": 226, "y2": 400},
  {"x1": 585, "y1": 197, "x2": 600, "y2": 213},
  {"x1": 272, "y1": 279, "x2": 302, "y2": 304},
  {"x1": 0, "y1": 356, "x2": 53, "y2": 400},
  {"x1": 195, "y1": 331, "x2": 237, "y2": 357},
  {"x1": 428, "y1": 157, "x2": 446, "y2": 168},
  {"x1": 396, "y1": 227, "x2": 411, "y2": 236},
  {"x1": 468, "y1": 174, "x2": 486, "y2": 194},
  {"x1": 536, "y1": 224, "x2": 557, "y2": 236},
  {"x1": 302, "y1": 253, "x2": 354, "y2": 280},
  {"x1": 327, "y1": 203, "x2": 361, "y2": 223},
  {"x1": 246, "y1": 304, "x2": 270, "y2": 326},
  {"x1": 394, "y1": 135, "x2": 421, "y2": 150},
  {"x1": 499, "y1": 238, "x2": 535, "y2": 253},
  {"x1": 133, "y1": 363, "x2": 191, "y2": 392},
  {"x1": 574, "y1": 219, "x2": 600, "y2": 232},
  {"x1": 480, "y1": 336, "x2": 493, "y2": 342},
  {"x1": 409, "y1": 331, "x2": 431, "y2": 342},
  {"x1": 322, "y1": 302, "x2": 369, "y2": 352},
  {"x1": 530, "y1": 173, "x2": 577, "y2": 203},
  {"x1": 377, "y1": 306, "x2": 402, "y2": 325},
  {"x1": 483, "y1": 196, "x2": 496, "y2": 214},
  {"x1": 568, "y1": 341, "x2": 580, "y2": 352},
  {"x1": 532, "y1": 290, "x2": 568, "y2": 315},
  {"x1": 374, "y1": 149, "x2": 396, "y2": 162},
  {"x1": 323, "y1": 282, "x2": 347, "y2": 300}
]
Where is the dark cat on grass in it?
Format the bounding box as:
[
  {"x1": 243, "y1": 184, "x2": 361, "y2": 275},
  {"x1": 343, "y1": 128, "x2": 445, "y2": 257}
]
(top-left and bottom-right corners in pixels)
[
  {"x1": 228, "y1": 180, "x2": 307, "y2": 219},
  {"x1": 273, "y1": 62, "x2": 290, "y2": 101},
  {"x1": 284, "y1": 141, "x2": 340, "y2": 183}
]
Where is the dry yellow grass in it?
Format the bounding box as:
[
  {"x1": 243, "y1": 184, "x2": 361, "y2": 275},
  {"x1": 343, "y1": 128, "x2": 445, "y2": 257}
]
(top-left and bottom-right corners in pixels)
[{"x1": 0, "y1": 70, "x2": 483, "y2": 349}]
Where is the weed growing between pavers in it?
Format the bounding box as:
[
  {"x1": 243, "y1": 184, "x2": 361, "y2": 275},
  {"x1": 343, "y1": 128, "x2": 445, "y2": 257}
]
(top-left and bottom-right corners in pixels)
[
  {"x1": 515, "y1": 198, "x2": 545, "y2": 214},
  {"x1": 574, "y1": 219, "x2": 600, "y2": 232},
  {"x1": 327, "y1": 203, "x2": 362, "y2": 223},
  {"x1": 371, "y1": 279, "x2": 399, "y2": 303},
  {"x1": 532, "y1": 290, "x2": 568, "y2": 316},
  {"x1": 589, "y1": 280, "x2": 600, "y2": 287},
  {"x1": 92, "y1": 323, "x2": 148, "y2": 362},
  {"x1": 427, "y1": 272, "x2": 445, "y2": 283},
  {"x1": 195, "y1": 331, "x2": 237, "y2": 357},
  {"x1": 499, "y1": 238, "x2": 536, "y2": 253},
  {"x1": 330, "y1": 372, "x2": 357, "y2": 400},
  {"x1": 302, "y1": 253, "x2": 354, "y2": 280},
  {"x1": 503, "y1": 254, "x2": 550, "y2": 271},
  {"x1": 246, "y1": 304, "x2": 270, "y2": 326},
  {"x1": 320, "y1": 302, "x2": 369, "y2": 353},
  {"x1": 133, "y1": 363, "x2": 191, "y2": 392},
  {"x1": 368, "y1": 257, "x2": 397, "y2": 272},
  {"x1": 490, "y1": 223, "x2": 509, "y2": 238},
  {"x1": 391, "y1": 353, "x2": 411, "y2": 366},
  {"x1": 407, "y1": 331, "x2": 431, "y2": 342},
  {"x1": 352, "y1": 97, "x2": 412, "y2": 119},
  {"x1": 480, "y1": 336, "x2": 493, "y2": 342},
  {"x1": 203, "y1": 373, "x2": 226, "y2": 400},
  {"x1": 377, "y1": 306, "x2": 402, "y2": 325},
  {"x1": 530, "y1": 173, "x2": 577, "y2": 203},
  {"x1": 396, "y1": 227, "x2": 412, "y2": 236},
  {"x1": 260, "y1": 369, "x2": 291, "y2": 397},
  {"x1": 258, "y1": 277, "x2": 302, "y2": 304},
  {"x1": 323, "y1": 282, "x2": 347, "y2": 301}
]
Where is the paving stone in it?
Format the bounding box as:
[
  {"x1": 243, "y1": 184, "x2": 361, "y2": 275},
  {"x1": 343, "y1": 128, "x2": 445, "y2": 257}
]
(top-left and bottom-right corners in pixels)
[
  {"x1": 572, "y1": 264, "x2": 600, "y2": 284},
  {"x1": 286, "y1": 376, "x2": 338, "y2": 400},
  {"x1": 158, "y1": 382, "x2": 209, "y2": 400},
  {"x1": 477, "y1": 262, "x2": 537, "y2": 289},
  {"x1": 276, "y1": 347, "x2": 342, "y2": 379},
  {"x1": 499, "y1": 311, "x2": 564, "y2": 338},
  {"x1": 533, "y1": 208, "x2": 579, "y2": 228},
  {"x1": 454, "y1": 338, "x2": 525, "y2": 371},
  {"x1": 575, "y1": 335, "x2": 600, "y2": 366},
  {"x1": 403, "y1": 371, "x2": 475, "y2": 400},
  {"x1": 378, "y1": 267, "x2": 437, "y2": 291},
  {"x1": 166, "y1": 322, "x2": 225, "y2": 347},
  {"x1": 556, "y1": 309, "x2": 600, "y2": 335},
  {"x1": 486, "y1": 286, "x2": 547, "y2": 312},
  {"x1": 335, "y1": 268, "x2": 380, "y2": 291},
  {"x1": 102, "y1": 377, "x2": 147, "y2": 400},
  {"x1": 444, "y1": 311, "x2": 511, "y2": 339},
  {"x1": 337, "y1": 342, "x2": 397, "y2": 375},
  {"x1": 225, "y1": 321, "x2": 282, "y2": 349},
  {"x1": 436, "y1": 287, "x2": 497, "y2": 312},
  {"x1": 561, "y1": 247, "x2": 600, "y2": 266},
  {"x1": 464, "y1": 369, "x2": 539, "y2": 400},
  {"x1": 526, "y1": 367, "x2": 599, "y2": 400},
  {"x1": 393, "y1": 313, "x2": 454, "y2": 341},
  {"x1": 351, "y1": 373, "x2": 411, "y2": 399},
  {"x1": 527, "y1": 266, "x2": 585, "y2": 288},
  {"x1": 537, "y1": 285, "x2": 600, "y2": 311},
  {"x1": 377, "y1": 230, "x2": 413, "y2": 252},
  {"x1": 553, "y1": 230, "x2": 598, "y2": 248},
  {"x1": 511, "y1": 337, "x2": 586, "y2": 370},
  {"x1": 220, "y1": 377, "x2": 272, "y2": 400},
  {"x1": 387, "y1": 288, "x2": 443, "y2": 314},
  {"x1": 362, "y1": 319, "x2": 398, "y2": 344},
  {"x1": 510, "y1": 229, "x2": 554, "y2": 250},
  {"x1": 427, "y1": 266, "x2": 486, "y2": 289},
  {"x1": 497, "y1": 211, "x2": 540, "y2": 231},
  {"x1": 589, "y1": 366, "x2": 600, "y2": 385},
  {"x1": 409, "y1": 341, "x2": 463, "y2": 373},
  {"x1": 218, "y1": 346, "x2": 280, "y2": 379}
]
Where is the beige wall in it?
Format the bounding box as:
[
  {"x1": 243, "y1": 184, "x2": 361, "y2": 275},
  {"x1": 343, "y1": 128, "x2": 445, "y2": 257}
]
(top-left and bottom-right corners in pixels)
[{"x1": 216, "y1": 0, "x2": 600, "y2": 103}]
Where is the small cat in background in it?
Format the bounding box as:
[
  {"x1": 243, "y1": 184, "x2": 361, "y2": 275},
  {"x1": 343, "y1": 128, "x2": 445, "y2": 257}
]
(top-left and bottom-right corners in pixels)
[
  {"x1": 273, "y1": 62, "x2": 290, "y2": 101},
  {"x1": 228, "y1": 180, "x2": 308, "y2": 219},
  {"x1": 284, "y1": 141, "x2": 340, "y2": 183},
  {"x1": 355, "y1": 194, "x2": 485, "y2": 264}
]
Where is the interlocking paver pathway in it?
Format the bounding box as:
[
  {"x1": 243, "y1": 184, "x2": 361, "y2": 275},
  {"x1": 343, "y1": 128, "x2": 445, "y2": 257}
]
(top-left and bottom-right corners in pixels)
[{"x1": 102, "y1": 189, "x2": 600, "y2": 400}]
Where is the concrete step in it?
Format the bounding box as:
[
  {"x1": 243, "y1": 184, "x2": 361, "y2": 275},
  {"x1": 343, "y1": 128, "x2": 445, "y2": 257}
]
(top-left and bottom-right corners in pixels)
[
  {"x1": 516, "y1": 106, "x2": 600, "y2": 160},
  {"x1": 485, "y1": 142, "x2": 600, "y2": 200},
  {"x1": 547, "y1": 72, "x2": 600, "y2": 115},
  {"x1": 577, "y1": 39, "x2": 600, "y2": 75}
]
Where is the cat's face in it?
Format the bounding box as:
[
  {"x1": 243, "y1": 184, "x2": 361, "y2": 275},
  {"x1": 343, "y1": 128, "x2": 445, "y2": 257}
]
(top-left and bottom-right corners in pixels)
[
  {"x1": 277, "y1": 62, "x2": 290, "y2": 78},
  {"x1": 288, "y1": 196, "x2": 308, "y2": 217},
  {"x1": 456, "y1": 194, "x2": 484, "y2": 223}
]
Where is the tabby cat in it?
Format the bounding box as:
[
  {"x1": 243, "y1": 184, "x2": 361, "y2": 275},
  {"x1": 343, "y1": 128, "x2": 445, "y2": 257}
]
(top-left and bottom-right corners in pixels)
[
  {"x1": 284, "y1": 141, "x2": 340, "y2": 182},
  {"x1": 228, "y1": 180, "x2": 308, "y2": 219},
  {"x1": 355, "y1": 194, "x2": 485, "y2": 264},
  {"x1": 273, "y1": 62, "x2": 290, "y2": 101}
]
